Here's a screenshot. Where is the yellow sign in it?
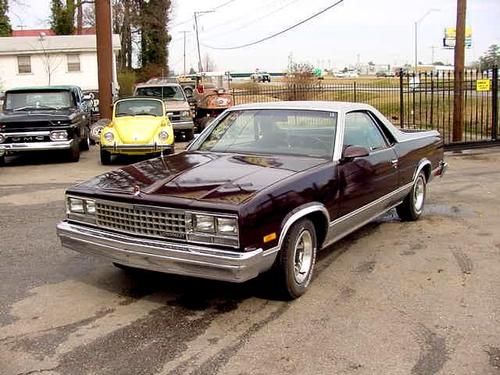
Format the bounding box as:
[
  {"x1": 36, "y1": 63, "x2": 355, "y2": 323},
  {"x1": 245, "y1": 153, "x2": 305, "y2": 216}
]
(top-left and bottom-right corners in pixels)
[
  {"x1": 445, "y1": 27, "x2": 472, "y2": 39},
  {"x1": 476, "y1": 79, "x2": 491, "y2": 92}
]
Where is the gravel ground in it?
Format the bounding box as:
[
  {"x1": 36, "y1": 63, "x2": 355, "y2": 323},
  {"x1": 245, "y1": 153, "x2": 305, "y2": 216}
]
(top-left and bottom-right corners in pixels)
[{"x1": 0, "y1": 146, "x2": 499, "y2": 375}]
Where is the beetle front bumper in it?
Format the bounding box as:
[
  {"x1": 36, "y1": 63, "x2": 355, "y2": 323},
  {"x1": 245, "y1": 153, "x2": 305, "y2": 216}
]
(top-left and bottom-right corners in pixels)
[
  {"x1": 100, "y1": 143, "x2": 174, "y2": 155},
  {"x1": 56, "y1": 221, "x2": 278, "y2": 283}
]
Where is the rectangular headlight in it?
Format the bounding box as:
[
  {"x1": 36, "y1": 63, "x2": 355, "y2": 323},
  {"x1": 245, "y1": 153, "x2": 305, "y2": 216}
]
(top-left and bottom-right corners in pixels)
[
  {"x1": 67, "y1": 197, "x2": 84, "y2": 213},
  {"x1": 50, "y1": 130, "x2": 68, "y2": 141},
  {"x1": 85, "y1": 200, "x2": 96, "y2": 215},
  {"x1": 194, "y1": 214, "x2": 215, "y2": 233},
  {"x1": 216, "y1": 217, "x2": 238, "y2": 235}
]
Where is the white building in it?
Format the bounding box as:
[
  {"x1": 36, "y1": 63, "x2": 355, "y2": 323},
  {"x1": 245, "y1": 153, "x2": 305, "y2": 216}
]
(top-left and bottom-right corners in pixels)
[{"x1": 0, "y1": 34, "x2": 120, "y2": 92}]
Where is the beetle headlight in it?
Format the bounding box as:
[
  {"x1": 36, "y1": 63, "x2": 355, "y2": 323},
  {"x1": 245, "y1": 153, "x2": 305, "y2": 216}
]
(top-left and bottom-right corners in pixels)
[
  {"x1": 158, "y1": 130, "x2": 169, "y2": 141},
  {"x1": 103, "y1": 132, "x2": 114, "y2": 142}
]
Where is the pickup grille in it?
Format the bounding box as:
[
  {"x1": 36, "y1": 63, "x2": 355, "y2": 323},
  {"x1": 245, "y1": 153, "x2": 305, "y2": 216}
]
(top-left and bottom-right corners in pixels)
[
  {"x1": 167, "y1": 111, "x2": 182, "y2": 122},
  {"x1": 95, "y1": 201, "x2": 187, "y2": 240}
]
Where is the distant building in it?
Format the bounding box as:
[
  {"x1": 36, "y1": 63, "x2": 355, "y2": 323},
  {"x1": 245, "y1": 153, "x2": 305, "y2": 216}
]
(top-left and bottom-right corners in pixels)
[{"x1": 0, "y1": 33, "x2": 120, "y2": 92}]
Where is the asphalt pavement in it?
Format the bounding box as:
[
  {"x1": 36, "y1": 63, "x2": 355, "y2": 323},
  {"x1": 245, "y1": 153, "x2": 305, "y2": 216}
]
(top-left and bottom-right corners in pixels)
[{"x1": 1, "y1": 146, "x2": 500, "y2": 375}]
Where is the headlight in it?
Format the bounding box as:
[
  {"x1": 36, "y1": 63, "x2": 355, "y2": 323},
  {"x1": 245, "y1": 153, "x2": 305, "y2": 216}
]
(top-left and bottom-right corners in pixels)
[
  {"x1": 104, "y1": 132, "x2": 114, "y2": 142},
  {"x1": 67, "y1": 197, "x2": 84, "y2": 213},
  {"x1": 66, "y1": 197, "x2": 96, "y2": 216},
  {"x1": 188, "y1": 213, "x2": 239, "y2": 247},
  {"x1": 181, "y1": 110, "x2": 191, "y2": 119},
  {"x1": 216, "y1": 217, "x2": 238, "y2": 234},
  {"x1": 194, "y1": 215, "x2": 215, "y2": 233},
  {"x1": 158, "y1": 130, "x2": 169, "y2": 141},
  {"x1": 0, "y1": 134, "x2": 5, "y2": 143},
  {"x1": 50, "y1": 130, "x2": 68, "y2": 141}
]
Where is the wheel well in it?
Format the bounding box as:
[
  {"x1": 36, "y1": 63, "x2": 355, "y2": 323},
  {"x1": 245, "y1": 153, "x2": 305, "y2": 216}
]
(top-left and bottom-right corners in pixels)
[
  {"x1": 422, "y1": 164, "x2": 431, "y2": 182},
  {"x1": 305, "y1": 211, "x2": 328, "y2": 248}
]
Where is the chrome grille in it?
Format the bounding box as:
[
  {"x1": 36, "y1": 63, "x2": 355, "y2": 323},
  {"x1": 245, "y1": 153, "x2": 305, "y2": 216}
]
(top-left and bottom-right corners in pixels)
[
  {"x1": 95, "y1": 201, "x2": 186, "y2": 240},
  {"x1": 167, "y1": 111, "x2": 182, "y2": 121}
]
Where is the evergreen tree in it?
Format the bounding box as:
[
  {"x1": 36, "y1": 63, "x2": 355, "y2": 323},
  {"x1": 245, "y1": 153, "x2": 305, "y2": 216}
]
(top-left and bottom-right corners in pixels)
[
  {"x1": 50, "y1": 0, "x2": 75, "y2": 35},
  {"x1": 0, "y1": 0, "x2": 12, "y2": 37}
]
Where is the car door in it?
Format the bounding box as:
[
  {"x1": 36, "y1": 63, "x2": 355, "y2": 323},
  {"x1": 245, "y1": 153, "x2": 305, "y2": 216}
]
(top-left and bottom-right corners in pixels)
[{"x1": 337, "y1": 111, "x2": 399, "y2": 218}]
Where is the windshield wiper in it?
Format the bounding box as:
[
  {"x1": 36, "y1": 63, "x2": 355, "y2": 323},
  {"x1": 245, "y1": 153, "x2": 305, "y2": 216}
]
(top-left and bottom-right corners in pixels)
[
  {"x1": 13, "y1": 105, "x2": 60, "y2": 111},
  {"x1": 116, "y1": 112, "x2": 135, "y2": 116}
]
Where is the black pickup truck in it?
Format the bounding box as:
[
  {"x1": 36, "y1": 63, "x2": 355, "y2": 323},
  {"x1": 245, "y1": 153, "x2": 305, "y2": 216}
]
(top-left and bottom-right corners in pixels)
[{"x1": 0, "y1": 86, "x2": 92, "y2": 165}]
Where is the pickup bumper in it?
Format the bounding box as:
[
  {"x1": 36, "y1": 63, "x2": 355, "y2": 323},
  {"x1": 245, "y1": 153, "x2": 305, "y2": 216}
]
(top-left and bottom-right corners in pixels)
[
  {"x1": 0, "y1": 140, "x2": 73, "y2": 155},
  {"x1": 56, "y1": 221, "x2": 278, "y2": 283},
  {"x1": 171, "y1": 120, "x2": 194, "y2": 131}
]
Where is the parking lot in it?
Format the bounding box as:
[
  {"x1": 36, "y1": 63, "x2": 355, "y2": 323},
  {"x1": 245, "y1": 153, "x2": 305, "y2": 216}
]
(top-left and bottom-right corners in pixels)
[{"x1": 1, "y1": 146, "x2": 500, "y2": 375}]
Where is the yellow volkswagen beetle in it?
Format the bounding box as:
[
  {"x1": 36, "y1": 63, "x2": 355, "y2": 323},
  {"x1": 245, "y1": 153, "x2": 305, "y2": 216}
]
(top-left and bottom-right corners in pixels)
[{"x1": 99, "y1": 97, "x2": 174, "y2": 164}]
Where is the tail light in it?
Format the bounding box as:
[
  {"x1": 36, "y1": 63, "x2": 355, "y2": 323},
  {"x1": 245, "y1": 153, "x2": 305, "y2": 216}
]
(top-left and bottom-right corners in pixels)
[{"x1": 197, "y1": 85, "x2": 204, "y2": 94}]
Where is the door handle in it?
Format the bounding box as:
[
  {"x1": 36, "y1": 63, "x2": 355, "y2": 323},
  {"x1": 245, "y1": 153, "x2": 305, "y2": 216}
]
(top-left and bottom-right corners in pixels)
[{"x1": 391, "y1": 159, "x2": 399, "y2": 168}]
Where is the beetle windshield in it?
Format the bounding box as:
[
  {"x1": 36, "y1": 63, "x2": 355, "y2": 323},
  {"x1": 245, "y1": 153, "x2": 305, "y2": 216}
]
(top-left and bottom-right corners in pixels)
[
  {"x1": 195, "y1": 109, "x2": 338, "y2": 159},
  {"x1": 5, "y1": 90, "x2": 72, "y2": 111},
  {"x1": 115, "y1": 100, "x2": 163, "y2": 117},
  {"x1": 135, "y1": 86, "x2": 185, "y2": 101}
]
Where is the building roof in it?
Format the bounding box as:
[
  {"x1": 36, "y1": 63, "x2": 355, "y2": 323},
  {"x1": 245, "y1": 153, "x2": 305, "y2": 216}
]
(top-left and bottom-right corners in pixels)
[
  {"x1": 0, "y1": 34, "x2": 121, "y2": 55},
  {"x1": 11, "y1": 28, "x2": 97, "y2": 37}
]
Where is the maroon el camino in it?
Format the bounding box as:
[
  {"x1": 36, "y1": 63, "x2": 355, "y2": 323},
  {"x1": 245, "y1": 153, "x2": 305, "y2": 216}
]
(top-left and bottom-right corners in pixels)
[{"x1": 57, "y1": 101, "x2": 447, "y2": 299}]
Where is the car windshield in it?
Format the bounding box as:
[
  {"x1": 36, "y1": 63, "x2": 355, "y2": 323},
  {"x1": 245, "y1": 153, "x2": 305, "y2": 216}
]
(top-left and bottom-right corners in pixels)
[
  {"x1": 195, "y1": 109, "x2": 337, "y2": 159},
  {"x1": 4, "y1": 90, "x2": 72, "y2": 111},
  {"x1": 115, "y1": 100, "x2": 163, "y2": 117},
  {"x1": 135, "y1": 86, "x2": 185, "y2": 101}
]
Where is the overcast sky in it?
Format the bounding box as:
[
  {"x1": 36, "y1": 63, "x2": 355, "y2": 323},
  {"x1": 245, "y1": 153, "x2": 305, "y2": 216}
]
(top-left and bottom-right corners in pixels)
[{"x1": 8, "y1": 0, "x2": 500, "y2": 73}]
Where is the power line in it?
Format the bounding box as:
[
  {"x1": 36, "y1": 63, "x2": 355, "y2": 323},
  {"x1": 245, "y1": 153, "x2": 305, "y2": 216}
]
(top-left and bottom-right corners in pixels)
[
  {"x1": 201, "y1": 0, "x2": 345, "y2": 50},
  {"x1": 202, "y1": 0, "x2": 303, "y2": 39},
  {"x1": 170, "y1": 0, "x2": 240, "y2": 28}
]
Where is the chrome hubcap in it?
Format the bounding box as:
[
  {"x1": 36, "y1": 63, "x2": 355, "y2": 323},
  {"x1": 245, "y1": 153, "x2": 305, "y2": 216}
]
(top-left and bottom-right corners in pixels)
[
  {"x1": 293, "y1": 230, "x2": 314, "y2": 284},
  {"x1": 414, "y1": 177, "x2": 425, "y2": 213}
]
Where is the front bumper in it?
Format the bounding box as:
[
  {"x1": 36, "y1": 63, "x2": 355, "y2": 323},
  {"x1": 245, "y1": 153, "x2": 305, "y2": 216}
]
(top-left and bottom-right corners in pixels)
[
  {"x1": 56, "y1": 221, "x2": 278, "y2": 283},
  {"x1": 101, "y1": 143, "x2": 173, "y2": 155},
  {"x1": 0, "y1": 140, "x2": 73, "y2": 154},
  {"x1": 171, "y1": 120, "x2": 194, "y2": 131}
]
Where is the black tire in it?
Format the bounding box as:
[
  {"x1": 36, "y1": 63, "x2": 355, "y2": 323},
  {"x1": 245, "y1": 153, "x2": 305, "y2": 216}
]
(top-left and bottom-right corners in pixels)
[
  {"x1": 272, "y1": 219, "x2": 317, "y2": 299},
  {"x1": 196, "y1": 116, "x2": 213, "y2": 131},
  {"x1": 113, "y1": 262, "x2": 140, "y2": 273},
  {"x1": 80, "y1": 128, "x2": 90, "y2": 151},
  {"x1": 0, "y1": 155, "x2": 5, "y2": 166},
  {"x1": 100, "y1": 149, "x2": 112, "y2": 165},
  {"x1": 397, "y1": 171, "x2": 427, "y2": 221},
  {"x1": 67, "y1": 141, "x2": 80, "y2": 162}
]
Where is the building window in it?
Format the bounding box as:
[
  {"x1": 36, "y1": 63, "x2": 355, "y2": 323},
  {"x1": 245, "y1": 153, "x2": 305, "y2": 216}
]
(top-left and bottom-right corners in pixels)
[
  {"x1": 17, "y1": 56, "x2": 32, "y2": 74},
  {"x1": 67, "y1": 54, "x2": 81, "y2": 72}
]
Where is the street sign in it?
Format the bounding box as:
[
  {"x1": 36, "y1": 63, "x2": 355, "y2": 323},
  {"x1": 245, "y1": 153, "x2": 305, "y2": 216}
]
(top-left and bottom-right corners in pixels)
[
  {"x1": 476, "y1": 79, "x2": 491, "y2": 92},
  {"x1": 443, "y1": 27, "x2": 472, "y2": 49}
]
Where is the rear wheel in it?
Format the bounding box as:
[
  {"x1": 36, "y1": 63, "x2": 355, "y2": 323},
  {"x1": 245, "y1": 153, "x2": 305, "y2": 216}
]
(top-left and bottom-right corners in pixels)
[
  {"x1": 272, "y1": 219, "x2": 317, "y2": 299},
  {"x1": 397, "y1": 171, "x2": 427, "y2": 221},
  {"x1": 67, "y1": 141, "x2": 80, "y2": 162},
  {"x1": 100, "y1": 149, "x2": 112, "y2": 165}
]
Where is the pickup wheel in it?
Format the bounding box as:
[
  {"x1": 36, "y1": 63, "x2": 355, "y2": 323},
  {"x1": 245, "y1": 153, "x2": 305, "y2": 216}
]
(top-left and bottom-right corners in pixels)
[
  {"x1": 100, "y1": 149, "x2": 112, "y2": 165},
  {"x1": 80, "y1": 128, "x2": 90, "y2": 151},
  {"x1": 67, "y1": 141, "x2": 80, "y2": 162},
  {"x1": 0, "y1": 155, "x2": 5, "y2": 166},
  {"x1": 184, "y1": 129, "x2": 194, "y2": 141},
  {"x1": 397, "y1": 171, "x2": 427, "y2": 221},
  {"x1": 274, "y1": 219, "x2": 317, "y2": 299}
]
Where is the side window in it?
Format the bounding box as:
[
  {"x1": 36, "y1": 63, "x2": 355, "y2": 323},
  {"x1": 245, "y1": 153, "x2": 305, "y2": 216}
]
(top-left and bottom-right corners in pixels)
[{"x1": 344, "y1": 112, "x2": 388, "y2": 151}]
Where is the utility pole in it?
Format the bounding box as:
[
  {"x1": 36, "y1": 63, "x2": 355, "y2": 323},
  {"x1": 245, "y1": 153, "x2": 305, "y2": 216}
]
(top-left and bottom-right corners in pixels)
[
  {"x1": 452, "y1": 0, "x2": 467, "y2": 142},
  {"x1": 194, "y1": 10, "x2": 214, "y2": 73},
  {"x1": 95, "y1": 0, "x2": 113, "y2": 120},
  {"x1": 180, "y1": 31, "x2": 190, "y2": 75}
]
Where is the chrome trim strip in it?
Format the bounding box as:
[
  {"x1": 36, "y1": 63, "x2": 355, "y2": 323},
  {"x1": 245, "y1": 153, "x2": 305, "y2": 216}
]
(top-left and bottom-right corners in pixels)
[
  {"x1": 328, "y1": 182, "x2": 413, "y2": 228},
  {"x1": 413, "y1": 158, "x2": 431, "y2": 181},
  {"x1": 0, "y1": 140, "x2": 73, "y2": 151},
  {"x1": 57, "y1": 221, "x2": 277, "y2": 283},
  {"x1": 1, "y1": 131, "x2": 50, "y2": 137},
  {"x1": 101, "y1": 144, "x2": 173, "y2": 151}
]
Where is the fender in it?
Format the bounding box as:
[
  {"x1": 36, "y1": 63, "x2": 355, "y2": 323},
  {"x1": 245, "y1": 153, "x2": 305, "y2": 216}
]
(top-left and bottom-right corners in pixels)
[{"x1": 413, "y1": 158, "x2": 431, "y2": 181}]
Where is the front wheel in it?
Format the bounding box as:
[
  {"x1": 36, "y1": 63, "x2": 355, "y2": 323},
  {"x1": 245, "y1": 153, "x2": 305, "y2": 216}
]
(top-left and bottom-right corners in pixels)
[
  {"x1": 272, "y1": 219, "x2": 317, "y2": 299},
  {"x1": 100, "y1": 149, "x2": 112, "y2": 165},
  {"x1": 80, "y1": 128, "x2": 90, "y2": 151},
  {"x1": 397, "y1": 171, "x2": 427, "y2": 221},
  {"x1": 0, "y1": 155, "x2": 5, "y2": 166},
  {"x1": 67, "y1": 141, "x2": 80, "y2": 162}
]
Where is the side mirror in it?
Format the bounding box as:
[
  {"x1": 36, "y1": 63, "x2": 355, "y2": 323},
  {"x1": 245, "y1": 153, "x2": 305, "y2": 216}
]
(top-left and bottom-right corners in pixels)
[
  {"x1": 342, "y1": 145, "x2": 369, "y2": 161},
  {"x1": 83, "y1": 93, "x2": 94, "y2": 101}
]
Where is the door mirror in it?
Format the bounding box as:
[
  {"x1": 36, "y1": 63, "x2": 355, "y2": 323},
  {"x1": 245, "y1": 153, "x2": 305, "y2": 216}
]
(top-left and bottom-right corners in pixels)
[{"x1": 342, "y1": 145, "x2": 369, "y2": 161}]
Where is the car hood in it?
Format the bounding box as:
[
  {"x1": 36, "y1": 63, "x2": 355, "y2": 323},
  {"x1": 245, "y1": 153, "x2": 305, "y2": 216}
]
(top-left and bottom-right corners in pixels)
[
  {"x1": 0, "y1": 110, "x2": 75, "y2": 128},
  {"x1": 72, "y1": 152, "x2": 326, "y2": 205},
  {"x1": 163, "y1": 100, "x2": 190, "y2": 111},
  {"x1": 111, "y1": 116, "x2": 165, "y2": 144}
]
